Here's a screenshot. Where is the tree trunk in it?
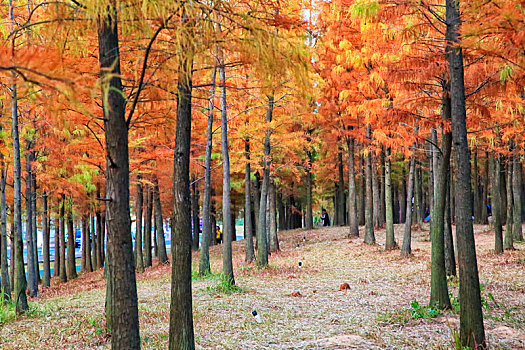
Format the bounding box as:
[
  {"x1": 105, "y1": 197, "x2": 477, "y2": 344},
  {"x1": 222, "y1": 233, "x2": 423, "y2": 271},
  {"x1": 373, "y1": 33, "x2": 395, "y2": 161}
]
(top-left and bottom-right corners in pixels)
[
  {"x1": 25, "y1": 144, "x2": 37, "y2": 297},
  {"x1": 96, "y1": 206, "x2": 104, "y2": 269},
  {"x1": 154, "y1": 182, "x2": 169, "y2": 264},
  {"x1": 347, "y1": 137, "x2": 359, "y2": 237},
  {"x1": 169, "y1": 26, "x2": 195, "y2": 349},
  {"x1": 81, "y1": 214, "x2": 87, "y2": 273},
  {"x1": 135, "y1": 181, "x2": 144, "y2": 273},
  {"x1": 473, "y1": 150, "x2": 482, "y2": 223},
  {"x1": 84, "y1": 215, "x2": 93, "y2": 272},
  {"x1": 364, "y1": 126, "x2": 375, "y2": 244},
  {"x1": 269, "y1": 181, "x2": 279, "y2": 252},
  {"x1": 244, "y1": 140, "x2": 255, "y2": 263},
  {"x1": 380, "y1": 151, "x2": 386, "y2": 227},
  {"x1": 0, "y1": 158, "x2": 11, "y2": 298},
  {"x1": 385, "y1": 148, "x2": 395, "y2": 249},
  {"x1": 337, "y1": 150, "x2": 345, "y2": 226},
  {"x1": 400, "y1": 166, "x2": 407, "y2": 223},
  {"x1": 98, "y1": 6, "x2": 140, "y2": 347},
  {"x1": 372, "y1": 155, "x2": 381, "y2": 228},
  {"x1": 191, "y1": 177, "x2": 200, "y2": 251},
  {"x1": 493, "y1": 154, "x2": 506, "y2": 252},
  {"x1": 278, "y1": 192, "x2": 286, "y2": 231},
  {"x1": 430, "y1": 104, "x2": 452, "y2": 309},
  {"x1": 358, "y1": 154, "x2": 365, "y2": 226},
  {"x1": 414, "y1": 161, "x2": 421, "y2": 224},
  {"x1": 91, "y1": 213, "x2": 98, "y2": 270},
  {"x1": 10, "y1": 219, "x2": 15, "y2": 291},
  {"x1": 480, "y1": 152, "x2": 489, "y2": 224},
  {"x1": 446, "y1": 0, "x2": 486, "y2": 346},
  {"x1": 305, "y1": 166, "x2": 313, "y2": 230},
  {"x1": 9, "y1": 0, "x2": 28, "y2": 311},
  {"x1": 512, "y1": 153, "x2": 523, "y2": 241},
  {"x1": 32, "y1": 172, "x2": 39, "y2": 284},
  {"x1": 401, "y1": 152, "x2": 416, "y2": 257},
  {"x1": 218, "y1": 62, "x2": 235, "y2": 285},
  {"x1": 144, "y1": 188, "x2": 153, "y2": 268},
  {"x1": 504, "y1": 156, "x2": 514, "y2": 249},
  {"x1": 67, "y1": 209, "x2": 77, "y2": 280},
  {"x1": 199, "y1": 67, "x2": 216, "y2": 275},
  {"x1": 54, "y1": 213, "x2": 60, "y2": 278},
  {"x1": 444, "y1": 179, "x2": 456, "y2": 276},
  {"x1": 59, "y1": 195, "x2": 67, "y2": 283},
  {"x1": 256, "y1": 95, "x2": 274, "y2": 268},
  {"x1": 42, "y1": 193, "x2": 50, "y2": 288}
]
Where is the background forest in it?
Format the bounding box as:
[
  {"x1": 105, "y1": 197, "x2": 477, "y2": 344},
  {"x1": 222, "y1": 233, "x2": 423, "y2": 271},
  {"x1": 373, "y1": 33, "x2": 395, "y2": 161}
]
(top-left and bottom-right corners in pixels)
[{"x1": 0, "y1": 0, "x2": 524, "y2": 349}]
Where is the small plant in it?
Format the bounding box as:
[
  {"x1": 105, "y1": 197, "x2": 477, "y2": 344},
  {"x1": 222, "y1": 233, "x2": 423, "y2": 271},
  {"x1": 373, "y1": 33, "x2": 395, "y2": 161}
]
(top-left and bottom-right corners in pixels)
[
  {"x1": 449, "y1": 292, "x2": 460, "y2": 312},
  {"x1": 410, "y1": 299, "x2": 440, "y2": 319},
  {"x1": 0, "y1": 291, "x2": 16, "y2": 324},
  {"x1": 206, "y1": 274, "x2": 243, "y2": 294}
]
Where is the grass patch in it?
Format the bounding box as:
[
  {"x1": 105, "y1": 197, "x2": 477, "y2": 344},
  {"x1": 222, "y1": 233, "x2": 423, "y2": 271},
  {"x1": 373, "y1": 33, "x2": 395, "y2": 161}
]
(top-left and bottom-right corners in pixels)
[
  {"x1": 0, "y1": 295, "x2": 16, "y2": 324},
  {"x1": 410, "y1": 299, "x2": 440, "y2": 319},
  {"x1": 205, "y1": 274, "x2": 243, "y2": 294}
]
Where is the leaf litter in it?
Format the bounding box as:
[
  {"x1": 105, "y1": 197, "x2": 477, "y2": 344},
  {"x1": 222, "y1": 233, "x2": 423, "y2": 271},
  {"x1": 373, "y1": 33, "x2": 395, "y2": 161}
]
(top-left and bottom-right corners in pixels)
[{"x1": 0, "y1": 224, "x2": 524, "y2": 349}]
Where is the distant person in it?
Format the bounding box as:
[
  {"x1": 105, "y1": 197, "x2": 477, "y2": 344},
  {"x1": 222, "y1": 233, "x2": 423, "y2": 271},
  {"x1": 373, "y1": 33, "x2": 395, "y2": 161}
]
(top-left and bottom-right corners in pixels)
[
  {"x1": 321, "y1": 209, "x2": 331, "y2": 227},
  {"x1": 216, "y1": 225, "x2": 223, "y2": 244}
]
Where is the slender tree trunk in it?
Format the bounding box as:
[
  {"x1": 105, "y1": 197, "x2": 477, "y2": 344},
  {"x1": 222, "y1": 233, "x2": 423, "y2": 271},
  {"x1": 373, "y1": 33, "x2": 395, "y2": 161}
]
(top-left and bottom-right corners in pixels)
[
  {"x1": 244, "y1": 140, "x2": 255, "y2": 262},
  {"x1": 198, "y1": 67, "x2": 216, "y2": 275},
  {"x1": 92, "y1": 213, "x2": 98, "y2": 270},
  {"x1": 191, "y1": 177, "x2": 200, "y2": 251},
  {"x1": 154, "y1": 182, "x2": 169, "y2": 264},
  {"x1": 144, "y1": 189, "x2": 153, "y2": 267},
  {"x1": 358, "y1": 154, "x2": 365, "y2": 226},
  {"x1": 446, "y1": 0, "x2": 486, "y2": 346},
  {"x1": 337, "y1": 150, "x2": 345, "y2": 226},
  {"x1": 503, "y1": 156, "x2": 513, "y2": 251},
  {"x1": 473, "y1": 150, "x2": 482, "y2": 223},
  {"x1": 135, "y1": 181, "x2": 144, "y2": 272},
  {"x1": 25, "y1": 144, "x2": 37, "y2": 297},
  {"x1": 84, "y1": 215, "x2": 93, "y2": 272},
  {"x1": 444, "y1": 179, "x2": 456, "y2": 276},
  {"x1": 0, "y1": 159, "x2": 10, "y2": 298},
  {"x1": 430, "y1": 106, "x2": 452, "y2": 309},
  {"x1": 269, "y1": 180, "x2": 279, "y2": 252},
  {"x1": 401, "y1": 152, "x2": 416, "y2": 257},
  {"x1": 9, "y1": 0, "x2": 27, "y2": 312},
  {"x1": 278, "y1": 193, "x2": 286, "y2": 231},
  {"x1": 347, "y1": 138, "x2": 359, "y2": 237},
  {"x1": 305, "y1": 165, "x2": 313, "y2": 230},
  {"x1": 59, "y1": 195, "x2": 67, "y2": 283},
  {"x1": 414, "y1": 161, "x2": 421, "y2": 224},
  {"x1": 364, "y1": 126, "x2": 375, "y2": 244},
  {"x1": 380, "y1": 151, "x2": 386, "y2": 226},
  {"x1": 10, "y1": 219, "x2": 15, "y2": 294},
  {"x1": 96, "y1": 206, "x2": 104, "y2": 269},
  {"x1": 67, "y1": 209, "x2": 77, "y2": 279},
  {"x1": 53, "y1": 213, "x2": 60, "y2": 278},
  {"x1": 254, "y1": 172, "x2": 261, "y2": 240},
  {"x1": 169, "y1": 20, "x2": 196, "y2": 348},
  {"x1": 372, "y1": 156, "x2": 381, "y2": 228},
  {"x1": 42, "y1": 193, "x2": 50, "y2": 288},
  {"x1": 218, "y1": 62, "x2": 234, "y2": 285},
  {"x1": 385, "y1": 148, "x2": 395, "y2": 249},
  {"x1": 98, "y1": 6, "x2": 140, "y2": 347},
  {"x1": 490, "y1": 154, "x2": 506, "y2": 252},
  {"x1": 256, "y1": 95, "x2": 274, "y2": 267},
  {"x1": 400, "y1": 166, "x2": 407, "y2": 223},
  {"x1": 480, "y1": 152, "x2": 489, "y2": 224},
  {"x1": 81, "y1": 214, "x2": 87, "y2": 272},
  {"x1": 512, "y1": 153, "x2": 523, "y2": 241},
  {"x1": 32, "y1": 172, "x2": 39, "y2": 284}
]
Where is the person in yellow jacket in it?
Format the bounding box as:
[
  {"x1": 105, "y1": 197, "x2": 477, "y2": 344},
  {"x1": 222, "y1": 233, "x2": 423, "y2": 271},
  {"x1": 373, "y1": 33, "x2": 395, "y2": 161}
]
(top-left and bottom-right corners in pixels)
[{"x1": 216, "y1": 225, "x2": 223, "y2": 244}]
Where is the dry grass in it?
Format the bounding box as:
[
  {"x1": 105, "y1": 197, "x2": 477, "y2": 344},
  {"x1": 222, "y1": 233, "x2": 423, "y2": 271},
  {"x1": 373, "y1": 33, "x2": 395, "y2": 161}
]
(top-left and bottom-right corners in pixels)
[{"x1": 0, "y1": 224, "x2": 524, "y2": 349}]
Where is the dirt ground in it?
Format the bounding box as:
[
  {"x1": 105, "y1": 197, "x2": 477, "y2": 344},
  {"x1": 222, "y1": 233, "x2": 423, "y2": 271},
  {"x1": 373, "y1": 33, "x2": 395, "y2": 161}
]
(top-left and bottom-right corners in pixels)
[{"x1": 1, "y1": 223, "x2": 524, "y2": 349}]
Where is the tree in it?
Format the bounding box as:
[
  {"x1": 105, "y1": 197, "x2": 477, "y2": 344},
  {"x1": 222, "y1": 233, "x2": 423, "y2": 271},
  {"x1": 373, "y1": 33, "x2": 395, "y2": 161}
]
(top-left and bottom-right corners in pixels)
[
  {"x1": 97, "y1": 2, "x2": 140, "y2": 348},
  {"x1": 446, "y1": 0, "x2": 486, "y2": 347}
]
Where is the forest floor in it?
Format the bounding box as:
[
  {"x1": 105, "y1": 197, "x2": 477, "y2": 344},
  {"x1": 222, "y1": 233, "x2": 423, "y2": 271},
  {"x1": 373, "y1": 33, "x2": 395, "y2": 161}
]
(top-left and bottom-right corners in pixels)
[{"x1": 0, "y1": 224, "x2": 524, "y2": 349}]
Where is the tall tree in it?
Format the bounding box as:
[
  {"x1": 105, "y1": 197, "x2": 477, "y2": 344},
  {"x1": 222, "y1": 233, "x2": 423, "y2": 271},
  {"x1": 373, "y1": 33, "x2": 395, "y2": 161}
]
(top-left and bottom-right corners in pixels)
[
  {"x1": 219, "y1": 60, "x2": 234, "y2": 285},
  {"x1": 169, "y1": 9, "x2": 196, "y2": 348},
  {"x1": 199, "y1": 67, "x2": 216, "y2": 275},
  {"x1": 97, "y1": 2, "x2": 140, "y2": 347},
  {"x1": 446, "y1": 0, "x2": 486, "y2": 346},
  {"x1": 153, "y1": 181, "x2": 169, "y2": 264}
]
